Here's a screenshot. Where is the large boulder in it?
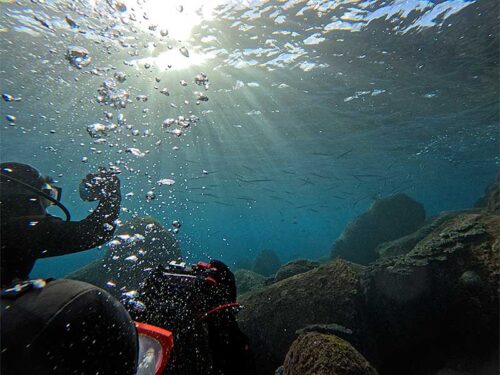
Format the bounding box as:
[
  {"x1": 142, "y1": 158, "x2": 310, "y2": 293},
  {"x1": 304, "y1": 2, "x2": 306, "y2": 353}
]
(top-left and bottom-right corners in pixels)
[
  {"x1": 282, "y1": 332, "x2": 378, "y2": 375},
  {"x1": 362, "y1": 212, "x2": 499, "y2": 374},
  {"x1": 66, "y1": 216, "x2": 181, "y2": 298},
  {"x1": 252, "y1": 249, "x2": 281, "y2": 276},
  {"x1": 274, "y1": 259, "x2": 320, "y2": 282},
  {"x1": 474, "y1": 174, "x2": 499, "y2": 212},
  {"x1": 331, "y1": 193, "x2": 426, "y2": 265},
  {"x1": 234, "y1": 269, "x2": 266, "y2": 295},
  {"x1": 237, "y1": 260, "x2": 368, "y2": 374}
]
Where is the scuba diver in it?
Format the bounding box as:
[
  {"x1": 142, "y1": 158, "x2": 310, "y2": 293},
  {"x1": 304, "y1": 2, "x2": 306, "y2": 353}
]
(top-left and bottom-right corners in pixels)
[
  {"x1": 0, "y1": 162, "x2": 122, "y2": 285},
  {"x1": 127, "y1": 259, "x2": 256, "y2": 375},
  {"x1": 0, "y1": 161, "x2": 254, "y2": 375},
  {"x1": 0, "y1": 162, "x2": 138, "y2": 375}
]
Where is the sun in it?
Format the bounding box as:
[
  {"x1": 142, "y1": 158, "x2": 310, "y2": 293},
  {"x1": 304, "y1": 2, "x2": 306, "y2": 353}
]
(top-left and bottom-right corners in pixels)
[{"x1": 120, "y1": 0, "x2": 222, "y2": 41}]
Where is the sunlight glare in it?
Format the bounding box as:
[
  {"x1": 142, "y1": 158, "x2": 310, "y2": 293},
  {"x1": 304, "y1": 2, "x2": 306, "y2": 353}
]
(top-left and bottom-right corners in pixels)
[{"x1": 122, "y1": 0, "x2": 225, "y2": 40}]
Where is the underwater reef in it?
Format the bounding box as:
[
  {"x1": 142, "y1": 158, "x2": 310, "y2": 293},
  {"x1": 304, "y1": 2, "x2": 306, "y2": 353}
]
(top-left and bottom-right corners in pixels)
[
  {"x1": 252, "y1": 249, "x2": 282, "y2": 277},
  {"x1": 331, "y1": 193, "x2": 426, "y2": 265},
  {"x1": 237, "y1": 182, "x2": 499, "y2": 374},
  {"x1": 66, "y1": 216, "x2": 181, "y2": 298}
]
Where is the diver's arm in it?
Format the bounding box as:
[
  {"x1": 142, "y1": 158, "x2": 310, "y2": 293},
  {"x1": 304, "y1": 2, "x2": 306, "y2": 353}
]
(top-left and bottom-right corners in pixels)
[
  {"x1": 36, "y1": 172, "x2": 121, "y2": 257},
  {"x1": 37, "y1": 193, "x2": 121, "y2": 257}
]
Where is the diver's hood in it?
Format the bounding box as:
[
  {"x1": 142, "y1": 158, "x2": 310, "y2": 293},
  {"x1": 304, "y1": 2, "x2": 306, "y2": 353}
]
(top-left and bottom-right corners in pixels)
[{"x1": 0, "y1": 162, "x2": 71, "y2": 221}]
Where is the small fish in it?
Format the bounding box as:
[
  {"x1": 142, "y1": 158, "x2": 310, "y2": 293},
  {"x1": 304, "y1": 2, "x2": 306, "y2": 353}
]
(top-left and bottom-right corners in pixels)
[
  {"x1": 336, "y1": 149, "x2": 353, "y2": 159},
  {"x1": 212, "y1": 201, "x2": 232, "y2": 207},
  {"x1": 295, "y1": 203, "x2": 319, "y2": 209},
  {"x1": 237, "y1": 178, "x2": 272, "y2": 183},
  {"x1": 201, "y1": 193, "x2": 220, "y2": 198},
  {"x1": 310, "y1": 172, "x2": 329, "y2": 179},
  {"x1": 331, "y1": 195, "x2": 346, "y2": 200},
  {"x1": 310, "y1": 152, "x2": 333, "y2": 157},
  {"x1": 235, "y1": 196, "x2": 256, "y2": 202},
  {"x1": 352, "y1": 174, "x2": 384, "y2": 181}
]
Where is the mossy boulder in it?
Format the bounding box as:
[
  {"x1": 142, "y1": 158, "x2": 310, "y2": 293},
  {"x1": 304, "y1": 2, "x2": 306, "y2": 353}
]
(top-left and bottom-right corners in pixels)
[
  {"x1": 274, "y1": 259, "x2": 320, "y2": 282},
  {"x1": 234, "y1": 269, "x2": 266, "y2": 295},
  {"x1": 331, "y1": 193, "x2": 426, "y2": 265},
  {"x1": 238, "y1": 260, "x2": 367, "y2": 374},
  {"x1": 252, "y1": 249, "x2": 281, "y2": 276},
  {"x1": 66, "y1": 216, "x2": 181, "y2": 298},
  {"x1": 282, "y1": 332, "x2": 378, "y2": 375}
]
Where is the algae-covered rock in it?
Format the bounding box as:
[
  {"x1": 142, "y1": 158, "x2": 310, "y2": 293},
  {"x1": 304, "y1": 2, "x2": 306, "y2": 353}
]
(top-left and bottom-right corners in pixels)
[
  {"x1": 66, "y1": 216, "x2": 181, "y2": 298},
  {"x1": 362, "y1": 212, "x2": 499, "y2": 374},
  {"x1": 234, "y1": 269, "x2": 266, "y2": 295},
  {"x1": 252, "y1": 249, "x2": 281, "y2": 276},
  {"x1": 474, "y1": 173, "x2": 499, "y2": 212},
  {"x1": 376, "y1": 211, "x2": 460, "y2": 258},
  {"x1": 238, "y1": 260, "x2": 367, "y2": 374},
  {"x1": 274, "y1": 259, "x2": 319, "y2": 282},
  {"x1": 282, "y1": 332, "x2": 378, "y2": 375},
  {"x1": 331, "y1": 193, "x2": 426, "y2": 265}
]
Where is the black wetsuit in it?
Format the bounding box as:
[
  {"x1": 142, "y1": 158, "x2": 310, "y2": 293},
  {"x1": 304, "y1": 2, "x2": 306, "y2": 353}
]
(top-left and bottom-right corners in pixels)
[
  {"x1": 0, "y1": 191, "x2": 121, "y2": 286},
  {"x1": 1, "y1": 187, "x2": 138, "y2": 374}
]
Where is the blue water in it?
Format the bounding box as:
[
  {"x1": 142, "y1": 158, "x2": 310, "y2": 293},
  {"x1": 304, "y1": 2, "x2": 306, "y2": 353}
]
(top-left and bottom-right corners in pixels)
[{"x1": 0, "y1": 0, "x2": 497, "y2": 279}]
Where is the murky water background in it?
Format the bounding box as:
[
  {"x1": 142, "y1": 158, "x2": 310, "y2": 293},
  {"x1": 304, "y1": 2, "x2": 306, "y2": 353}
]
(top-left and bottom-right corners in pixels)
[{"x1": 0, "y1": 0, "x2": 498, "y2": 277}]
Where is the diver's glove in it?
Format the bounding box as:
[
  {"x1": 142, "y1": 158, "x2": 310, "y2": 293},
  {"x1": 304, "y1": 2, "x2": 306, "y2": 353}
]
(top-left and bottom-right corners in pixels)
[{"x1": 79, "y1": 168, "x2": 121, "y2": 201}]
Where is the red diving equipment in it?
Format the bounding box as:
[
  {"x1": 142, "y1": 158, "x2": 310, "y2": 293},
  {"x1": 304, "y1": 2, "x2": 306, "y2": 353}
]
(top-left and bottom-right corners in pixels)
[{"x1": 135, "y1": 322, "x2": 174, "y2": 375}]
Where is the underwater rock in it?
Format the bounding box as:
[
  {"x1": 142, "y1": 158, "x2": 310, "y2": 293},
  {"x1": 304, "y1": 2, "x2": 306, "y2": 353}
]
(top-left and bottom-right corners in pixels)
[
  {"x1": 295, "y1": 323, "x2": 353, "y2": 337},
  {"x1": 238, "y1": 260, "x2": 366, "y2": 374},
  {"x1": 239, "y1": 212, "x2": 498, "y2": 374},
  {"x1": 376, "y1": 211, "x2": 461, "y2": 258},
  {"x1": 474, "y1": 173, "x2": 499, "y2": 212},
  {"x1": 66, "y1": 216, "x2": 181, "y2": 298},
  {"x1": 274, "y1": 259, "x2": 320, "y2": 282},
  {"x1": 252, "y1": 249, "x2": 281, "y2": 276},
  {"x1": 331, "y1": 193, "x2": 426, "y2": 265},
  {"x1": 282, "y1": 332, "x2": 378, "y2": 375},
  {"x1": 234, "y1": 257, "x2": 254, "y2": 271},
  {"x1": 362, "y1": 212, "x2": 499, "y2": 374},
  {"x1": 234, "y1": 269, "x2": 266, "y2": 296}
]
